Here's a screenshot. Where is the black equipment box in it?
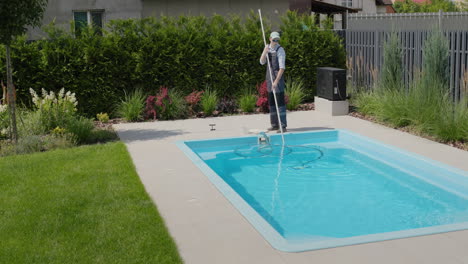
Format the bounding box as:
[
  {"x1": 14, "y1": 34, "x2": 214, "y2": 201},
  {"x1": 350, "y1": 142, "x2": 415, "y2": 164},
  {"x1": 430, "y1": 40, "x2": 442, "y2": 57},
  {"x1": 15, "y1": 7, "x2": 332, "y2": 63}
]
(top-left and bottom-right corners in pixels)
[{"x1": 316, "y1": 67, "x2": 347, "y2": 101}]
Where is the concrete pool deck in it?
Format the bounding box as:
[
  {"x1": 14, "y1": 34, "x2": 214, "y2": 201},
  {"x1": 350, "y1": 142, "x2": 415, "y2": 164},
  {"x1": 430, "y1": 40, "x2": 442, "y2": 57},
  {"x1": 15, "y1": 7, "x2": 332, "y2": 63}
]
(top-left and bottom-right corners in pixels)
[{"x1": 114, "y1": 110, "x2": 468, "y2": 264}]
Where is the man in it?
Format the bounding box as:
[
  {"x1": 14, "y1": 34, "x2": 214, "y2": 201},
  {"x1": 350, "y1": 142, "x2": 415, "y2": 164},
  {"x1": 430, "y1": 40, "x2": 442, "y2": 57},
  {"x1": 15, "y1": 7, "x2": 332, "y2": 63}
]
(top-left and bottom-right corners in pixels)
[{"x1": 259, "y1": 31, "x2": 287, "y2": 132}]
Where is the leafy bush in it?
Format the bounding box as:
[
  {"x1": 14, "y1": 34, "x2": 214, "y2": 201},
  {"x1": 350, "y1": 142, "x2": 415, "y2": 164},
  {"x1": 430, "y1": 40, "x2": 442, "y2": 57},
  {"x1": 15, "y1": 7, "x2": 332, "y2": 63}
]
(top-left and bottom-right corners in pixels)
[
  {"x1": 422, "y1": 30, "x2": 450, "y2": 91},
  {"x1": 29, "y1": 88, "x2": 78, "y2": 131},
  {"x1": 433, "y1": 97, "x2": 468, "y2": 141},
  {"x1": 0, "y1": 103, "x2": 8, "y2": 139},
  {"x1": 0, "y1": 133, "x2": 75, "y2": 157},
  {"x1": 238, "y1": 90, "x2": 257, "y2": 113},
  {"x1": 0, "y1": 12, "x2": 345, "y2": 115},
  {"x1": 117, "y1": 89, "x2": 145, "y2": 122},
  {"x1": 145, "y1": 87, "x2": 188, "y2": 120},
  {"x1": 217, "y1": 97, "x2": 238, "y2": 114},
  {"x1": 352, "y1": 90, "x2": 380, "y2": 116},
  {"x1": 97, "y1": 112, "x2": 110, "y2": 123},
  {"x1": 14, "y1": 135, "x2": 44, "y2": 154},
  {"x1": 43, "y1": 134, "x2": 76, "y2": 150},
  {"x1": 86, "y1": 129, "x2": 119, "y2": 144},
  {"x1": 256, "y1": 81, "x2": 269, "y2": 113},
  {"x1": 65, "y1": 116, "x2": 94, "y2": 144},
  {"x1": 380, "y1": 32, "x2": 403, "y2": 91},
  {"x1": 164, "y1": 89, "x2": 189, "y2": 120},
  {"x1": 285, "y1": 78, "x2": 306, "y2": 110},
  {"x1": 393, "y1": 0, "x2": 460, "y2": 13},
  {"x1": 17, "y1": 110, "x2": 45, "y2": 137},
  {"x1": 352, "y1": 29, "x2": 467, "y2": 143},
  {"x1": 280, "y1": 12, "x2": 346, "y2": 100},
  {"x1": 185, "y1": 91, "x2": 204, "y2": 115},
  {"x1": 200, "y1": 89, "x2": 218, "y2": 116}
]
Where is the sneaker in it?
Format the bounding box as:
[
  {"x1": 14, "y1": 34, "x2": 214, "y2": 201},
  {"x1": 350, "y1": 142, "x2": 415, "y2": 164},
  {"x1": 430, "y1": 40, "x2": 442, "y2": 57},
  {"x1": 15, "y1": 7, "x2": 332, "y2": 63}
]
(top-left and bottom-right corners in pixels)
[
  {"x1": 277, "y1": 127, "x2": 287, "y2": 133},
  {"x1": 267, "y1": 126, "x2": 279, "y2": 131}
]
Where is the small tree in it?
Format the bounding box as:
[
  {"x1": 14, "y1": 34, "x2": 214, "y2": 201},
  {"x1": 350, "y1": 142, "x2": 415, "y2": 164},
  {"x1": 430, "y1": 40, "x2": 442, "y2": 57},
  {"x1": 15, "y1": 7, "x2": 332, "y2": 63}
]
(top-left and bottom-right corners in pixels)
[{"x1": 0, "y1": 0, "x2": 48, "y2": 142}]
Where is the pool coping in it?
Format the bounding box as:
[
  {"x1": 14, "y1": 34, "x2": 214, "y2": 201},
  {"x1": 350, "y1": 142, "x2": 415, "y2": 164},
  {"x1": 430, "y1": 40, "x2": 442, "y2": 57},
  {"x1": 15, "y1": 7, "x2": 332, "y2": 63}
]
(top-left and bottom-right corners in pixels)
[{"x1": 176, "y1": 129, "x2": 468, "y2": 252}]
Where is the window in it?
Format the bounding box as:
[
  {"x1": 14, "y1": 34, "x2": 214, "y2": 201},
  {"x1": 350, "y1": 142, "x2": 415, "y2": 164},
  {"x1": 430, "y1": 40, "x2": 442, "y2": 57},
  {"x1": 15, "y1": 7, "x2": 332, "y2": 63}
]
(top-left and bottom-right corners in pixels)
[
  {"x1": 73, "y1": 10, "x2": 103, "y2": 36},
  {"x1": 341, "y1": 0, "x2": 353, "y2": 7}
]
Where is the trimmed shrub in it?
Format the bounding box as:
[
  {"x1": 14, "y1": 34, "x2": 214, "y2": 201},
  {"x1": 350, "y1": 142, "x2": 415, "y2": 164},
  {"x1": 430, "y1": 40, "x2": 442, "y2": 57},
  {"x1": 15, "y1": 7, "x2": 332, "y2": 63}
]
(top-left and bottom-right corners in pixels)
[{"x1": 0, "y1": 11, "x2": 345, "y2": 116}]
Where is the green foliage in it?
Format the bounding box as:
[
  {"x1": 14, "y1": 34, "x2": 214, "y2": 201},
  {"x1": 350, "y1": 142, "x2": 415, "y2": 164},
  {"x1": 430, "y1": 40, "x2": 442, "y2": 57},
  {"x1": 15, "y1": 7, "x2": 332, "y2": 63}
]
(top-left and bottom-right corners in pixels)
[
  {"x1": 201, "y1": 89, "x2": 218, "y2": 115},
  {"x1": 0, "y1": 104, "x2": 8, "y2": 138},
  {"x1": 0, "y1": 0, "x2": 48, "y2": 45},
  {"x1": 380, "y1": 32, "x2": 403, "y2": 91},
  {"x1": 0, "y1": 133, "x2": 75, "y2": 156},
  {"x1": 117, "y1": 89, "x2": 145, "y2": 122},
  {"x1": 285, "y1": 77, "x2": 306, "y2": 110},
  {"x1": 280, "y1": 12, "x2": 346, "y2": 100},
  {"x1": 17, "y1": 109, "x2": 45, "y2": 137},
  {"x1": 433, "y1": 97, "x2": 468, "y2": 141},
  {"x1": 86, "y1": 129, "x2": 119, "y2": 144},
  {"x1": 65, "y1": 116, "x2": 94, "y2": 144},
  {"x1": 238, "y1": 90, "x2": 257, "y2": 113},
  {"x1": 422, "y1": 30, "x2": 449, "y2": 90},
  {"x1": 0, "y1": 12, "x2": 345, "y2": 116},
  {"x1": 96, "y1": 112, "x2": 110, "y2": 123},
  {"x1": 353, "y1": 90, "x2": 380, "y2": 116},
  {"x1": 29, "y1": 88, "x2": 78, "y2": 132},
  {"x1": 353, "y1": 30, "x2": 467, "y2": 143},
  {"x1": 159, "y1": 89, "x2": 189, "y2": 120},
  {"x1": 393, "y1": 0, "x2": 460, "y2": 13}
]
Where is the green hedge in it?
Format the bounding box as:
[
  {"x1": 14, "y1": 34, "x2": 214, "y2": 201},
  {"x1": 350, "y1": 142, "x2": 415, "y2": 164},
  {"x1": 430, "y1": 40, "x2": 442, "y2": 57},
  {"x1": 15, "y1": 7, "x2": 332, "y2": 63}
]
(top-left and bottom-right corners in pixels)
[{"x1": 0, "y1": 11, "x2": 345, "y2": 116}]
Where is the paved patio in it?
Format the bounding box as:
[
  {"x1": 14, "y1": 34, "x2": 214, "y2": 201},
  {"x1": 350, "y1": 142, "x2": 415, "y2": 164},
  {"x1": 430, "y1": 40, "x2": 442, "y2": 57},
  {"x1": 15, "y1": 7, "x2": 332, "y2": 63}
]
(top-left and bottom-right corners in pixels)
[{"x1": 114, "y1": 110, "x2": 468, "y2": 264}]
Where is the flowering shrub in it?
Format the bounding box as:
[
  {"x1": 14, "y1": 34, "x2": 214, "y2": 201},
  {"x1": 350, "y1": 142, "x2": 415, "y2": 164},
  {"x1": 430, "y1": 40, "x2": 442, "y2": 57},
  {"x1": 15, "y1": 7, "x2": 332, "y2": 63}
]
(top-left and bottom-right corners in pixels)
[
  {"x1": 29, "y1": 88, "x2": 78, "y2": 131},
  {"x1": 145, "y1": 95, "x2": 158, "y2": 120},
  {"x1": 255, "y1": 81, "x2": 289, "y2": 113},
  {"x1": 256, "y1": 81, "x2": 269, "y2": 113},
  {"x1": 145, "y1": 86, "x2": 184, "y2": 120},
  {"x1": 185, "y1": 91, "x2": 204, "y2": 115},
  {"x1": 145, "y1": 87, "x2": 172, "y2": 120}
]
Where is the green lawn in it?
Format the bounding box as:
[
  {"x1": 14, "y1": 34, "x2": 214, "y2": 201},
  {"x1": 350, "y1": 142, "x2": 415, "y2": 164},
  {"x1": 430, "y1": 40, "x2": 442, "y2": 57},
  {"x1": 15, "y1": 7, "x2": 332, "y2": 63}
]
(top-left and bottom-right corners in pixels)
[{"x1": 0, "y1": 142, "x2": 182, "y2": 264}]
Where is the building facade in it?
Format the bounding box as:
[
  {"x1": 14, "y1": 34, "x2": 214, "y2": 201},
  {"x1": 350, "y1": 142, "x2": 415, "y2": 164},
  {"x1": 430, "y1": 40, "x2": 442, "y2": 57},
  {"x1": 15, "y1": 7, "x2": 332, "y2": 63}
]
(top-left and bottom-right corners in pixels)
[{"x1": 28, "y1": 0, "x2": 393, "y2": 39}]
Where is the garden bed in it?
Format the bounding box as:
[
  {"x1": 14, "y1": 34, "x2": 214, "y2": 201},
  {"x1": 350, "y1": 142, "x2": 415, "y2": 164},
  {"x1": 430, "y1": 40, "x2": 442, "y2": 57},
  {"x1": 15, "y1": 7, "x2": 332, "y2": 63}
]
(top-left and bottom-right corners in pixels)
[{"x1": 349, "y1": 108, "x2": 467, "y2": 151}]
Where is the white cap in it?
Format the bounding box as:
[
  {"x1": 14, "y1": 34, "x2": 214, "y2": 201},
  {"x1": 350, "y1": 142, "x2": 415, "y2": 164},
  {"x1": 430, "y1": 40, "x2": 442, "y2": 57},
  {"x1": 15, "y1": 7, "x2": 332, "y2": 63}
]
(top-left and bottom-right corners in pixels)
[{"x1": 270, "y1": 31, "x2": 280, "y2": 40}]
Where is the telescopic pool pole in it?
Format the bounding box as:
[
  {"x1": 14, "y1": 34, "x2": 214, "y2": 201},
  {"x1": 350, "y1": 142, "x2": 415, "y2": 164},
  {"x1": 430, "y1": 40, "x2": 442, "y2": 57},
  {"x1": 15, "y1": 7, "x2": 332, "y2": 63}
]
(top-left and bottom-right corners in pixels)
[{"x1": 258, "y1": 9, "x2": 285, "y2": 145}]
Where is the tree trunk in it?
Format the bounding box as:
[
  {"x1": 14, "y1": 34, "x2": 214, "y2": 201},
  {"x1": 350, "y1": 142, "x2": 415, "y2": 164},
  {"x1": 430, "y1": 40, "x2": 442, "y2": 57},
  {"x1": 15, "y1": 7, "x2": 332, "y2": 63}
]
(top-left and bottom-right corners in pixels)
[{"x1": 5, "y1": 45, "x2": 18, "y2": 143}]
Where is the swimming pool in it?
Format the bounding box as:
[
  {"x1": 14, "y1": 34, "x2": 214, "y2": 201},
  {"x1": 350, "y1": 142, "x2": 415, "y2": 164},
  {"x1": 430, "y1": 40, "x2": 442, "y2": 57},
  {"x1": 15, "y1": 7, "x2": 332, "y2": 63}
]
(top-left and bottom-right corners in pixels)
[{"x1": 177, "y1": 130, "x2": 468, "y2": 252}]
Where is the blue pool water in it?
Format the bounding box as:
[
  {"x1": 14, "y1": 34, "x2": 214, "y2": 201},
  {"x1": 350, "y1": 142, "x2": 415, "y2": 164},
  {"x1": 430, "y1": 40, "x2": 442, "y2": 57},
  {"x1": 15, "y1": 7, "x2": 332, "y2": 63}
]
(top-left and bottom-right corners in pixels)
[{"x1": 177, "y1": 130, "x2": 468, "y2": 252}]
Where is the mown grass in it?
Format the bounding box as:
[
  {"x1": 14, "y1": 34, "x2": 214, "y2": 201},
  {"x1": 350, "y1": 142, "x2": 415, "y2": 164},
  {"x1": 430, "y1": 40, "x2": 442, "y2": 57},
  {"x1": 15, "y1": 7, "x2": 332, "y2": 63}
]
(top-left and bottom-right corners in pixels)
[{"x1": 0, "y1": 142, "x2": 182, "y2": 264}]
